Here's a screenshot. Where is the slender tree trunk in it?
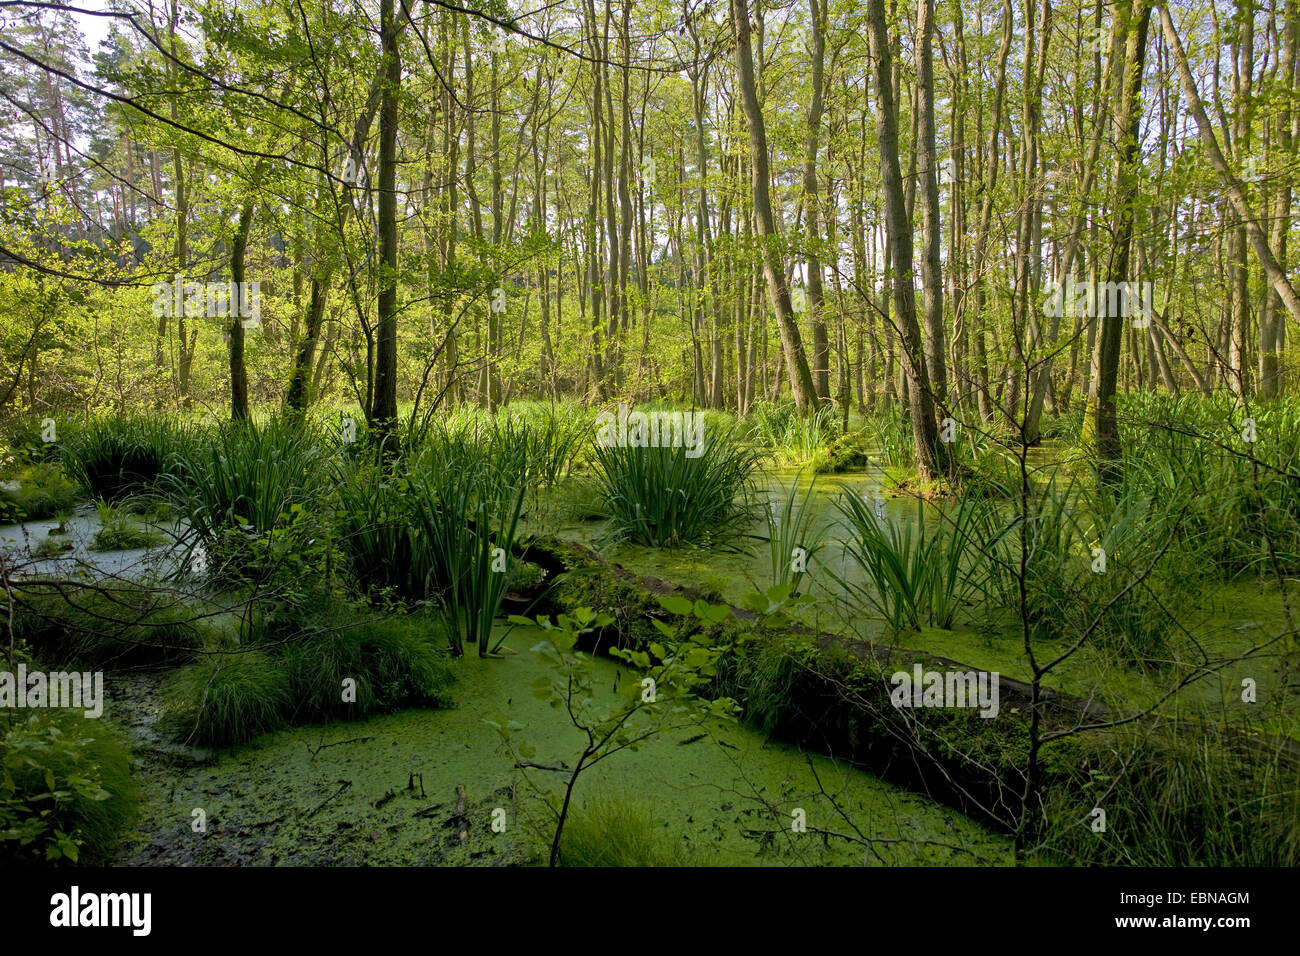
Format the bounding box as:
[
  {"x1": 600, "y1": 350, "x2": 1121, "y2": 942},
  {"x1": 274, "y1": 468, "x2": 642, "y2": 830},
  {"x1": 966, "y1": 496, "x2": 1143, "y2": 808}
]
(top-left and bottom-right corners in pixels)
[
  {"x1": 731, "y1": 0, "x2": 818, "y2": 413},
  {"x1": 1085, "y1": 0, "x2": 1151, "y2": 481},
  {"x1": 866, "y1": 0, "x2": 941, "y2": 477},
  {"x1": 369, "y1": 0, "x2": 400, "y2": 440}
]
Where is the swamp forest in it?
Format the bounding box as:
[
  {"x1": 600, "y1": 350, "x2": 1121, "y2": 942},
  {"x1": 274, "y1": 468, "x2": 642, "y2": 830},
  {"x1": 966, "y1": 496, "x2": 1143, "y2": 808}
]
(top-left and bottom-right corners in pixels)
[{"x1": 0, "y1": 0, "x2": 1297, "y2": 876}]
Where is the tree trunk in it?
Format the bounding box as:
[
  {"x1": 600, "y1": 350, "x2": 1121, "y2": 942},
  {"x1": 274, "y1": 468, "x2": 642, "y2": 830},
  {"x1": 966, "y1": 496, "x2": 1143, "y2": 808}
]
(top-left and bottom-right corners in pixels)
[
  {"x1": 731, "y1": 0, "x2": 819, "y2": 414},
  {"x1": 866, "y1": 0, "x2": 941, "y2": 478},
  {"x1": 369, "y1": 0, "x2": 400, "y2": 440}
]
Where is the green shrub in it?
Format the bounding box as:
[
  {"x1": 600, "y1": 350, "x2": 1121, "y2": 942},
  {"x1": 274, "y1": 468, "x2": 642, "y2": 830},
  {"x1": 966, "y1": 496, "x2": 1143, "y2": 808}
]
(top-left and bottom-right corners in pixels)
[
  {"x1": 0, "y1": 710, "x2": 138, "y2": 864},
  {"x1": 1, "y1": 419, "x2": 63, "y2": 465}
]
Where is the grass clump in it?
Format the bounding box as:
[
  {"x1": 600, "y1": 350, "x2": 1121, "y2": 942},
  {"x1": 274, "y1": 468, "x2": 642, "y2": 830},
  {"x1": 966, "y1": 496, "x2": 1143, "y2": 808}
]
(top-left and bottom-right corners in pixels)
[
  {"x1": 745, "y1": 400, "x2": 839, "y2": 467},
  {"x1": 161, "y1": 605, "x2": 456, "y2": 747},
  {"x1": 835, "y1": 492, "x2": 1010, "y2": 636},
  {"x1": 590, "y1": 426, "x2": 759, "y2": 548},
  {"x1": 557, "y1": 793, "x2": 685, "y2": 866},
  {"x1": 89, "y1": 502, "x2": 166, "y2": 552},
  {"x1": 161, "y1": 650, "x2": 292, "y2": 748},
  {"x1": 1035, "y1": 719, "x2": 1300, "y2": 866},
  {"x1": 30, "y1": 534, "x2": 74, "y2": 559},
  {"x1": 165, "y1": 417, "x2": 333, "y2": 587},
  {"x1": 280, "y1": 612, "x2": 455, "y2": 720},
  {"x1": 61, "y1": 415, "x2": 188, "y2": 501},
  {"x1": 762, "y1": 472, "x2": 828, "y2": 596},
  {"x1": 166, "y1": 416, "x2": 330, "y2": 545}
]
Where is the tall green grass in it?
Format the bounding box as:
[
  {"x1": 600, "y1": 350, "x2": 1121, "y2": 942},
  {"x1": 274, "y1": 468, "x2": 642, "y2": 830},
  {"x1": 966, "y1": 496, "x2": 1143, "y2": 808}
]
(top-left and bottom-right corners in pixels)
[
  {"x1": 762, "y1": 472, "x2": 829, "y2": 596},
  {"x1": 557, "y1": 793, "x2": 686, "y2": 866},
  {"x1": 745, "y1": 400, "x2": 839, "y2": 466},
  {"x1": 1119, "y1": 392, "x2": 1300, "y2": 577},
  {"x1": 590, "y1": 427, "x2": 759, "y2": 548},
  {"x1": 163, "y1": 417, "x2": 332, "y2": 584},
  {"x1": 61, "y1": 415, "x2": 190, "y2": 501},
  {"x1": 834, "y1": 492, "x2": 1010, "y2": 636},
  {"x1": 336, "y1": 419, "x2": 529, "y2": 656}
]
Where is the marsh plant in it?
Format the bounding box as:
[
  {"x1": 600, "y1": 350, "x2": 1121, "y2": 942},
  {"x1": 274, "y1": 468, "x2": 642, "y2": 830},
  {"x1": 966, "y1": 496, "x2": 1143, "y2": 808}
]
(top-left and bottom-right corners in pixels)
[
  {"x1": 89, "y1": 502, "x2": 165, "y2": 553},
  {"x1": 164, "y1": 417, "x2": 331, "y2": 583},
  {"x1": 762, "y1": 472, "x2": 829, "y2": 596},
  {"x1": 591, "y1": 427, "x2": 760, "y2": 548},
  {"x1": 61, "y1": 415, "x2": 190, "y2": 501},
  {"x1": 336, "y1": 423, "x2": 527, "y2": 656},
  {"x1": 834, "y1": 492, "x2": 1011, "y2": 636},
  {"x1": 745, "y1": 400, "x2": 840, "y2": 466}
]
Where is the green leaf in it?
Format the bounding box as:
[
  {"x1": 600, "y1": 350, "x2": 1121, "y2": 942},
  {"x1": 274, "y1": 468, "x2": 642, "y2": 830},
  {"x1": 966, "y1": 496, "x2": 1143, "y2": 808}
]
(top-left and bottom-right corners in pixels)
[
  {"x1": 650, "y1": 618, "x2": 675, "y2": 638},
  {"x1": 701, "y1": 604, "x2": 732, "y2": 624},
  {"x1": 658, "y1": 595, "x2": 693, "y2": 616}
]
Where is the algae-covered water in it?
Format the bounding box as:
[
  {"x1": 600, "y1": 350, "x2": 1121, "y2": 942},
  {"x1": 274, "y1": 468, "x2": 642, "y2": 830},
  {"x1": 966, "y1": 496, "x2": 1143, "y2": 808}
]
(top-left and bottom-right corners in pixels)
[{"x1": 117, "y1": 626, "x2": 1011, "y2": 867}]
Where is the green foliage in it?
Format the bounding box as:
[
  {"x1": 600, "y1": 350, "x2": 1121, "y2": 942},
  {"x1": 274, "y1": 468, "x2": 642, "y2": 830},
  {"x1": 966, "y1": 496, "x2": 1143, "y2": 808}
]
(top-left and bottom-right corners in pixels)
[
  {"x1": 12, "y1": 582, "x2": 206, "y2": 669},
  {"x1": 30, "y1": 533, "x2": 74, "y2": 560},
  {"x1": 89, "y1": 501, "x2": 166, "y2": 552},
  {"x1": 590, "y1": 426, "x2": 759, "y2": 548},
  {"x1": 815, "y1": 428, "x2": 875, "y2": 473},
  {"x1": 0, "y1": 461, "x2": 79, "y2": 523},
  {"x1": 165, "y1": 416, "x2": 332, "y2": 584},
  {"x1": 61, "y1": 415, "x2": 190, "y2": 501},
  {"x1": 1, "y1": 420, "x2": 63, "y2": 466},
  {"x1": 1036, "y1": 720, "x2": 1300, "y2": 866},
  {"x1": 1, "y1": 710, "x2": 138, "y2": 865},
  {"x1": 338, "y1": 418, "x2": 527, "y2": 655},
  {"x1": 762, "y1": 472, "x2": 829, "y2": 596},
  {"x1": 280, "y1": 612, "x2": 455, "y2": 720},
  {"x1": 745, "y1": 400, "x2": 839, "y2": 466},
  {"x1": 160, "y1": 650, "x2": 292, "y2": 748},
  {"x1": 1120, "y1": 392, "x2": 1300, "y2": 577},
  {"x1": 558, "y1": 793, "x2": 685, "y2": 866},
  {"x1": 862, "y1": 404, "x2": 915, "y2": 469},
  {"x1": 161, "y1": 604, "x2": 457, "y2": 748},
  {"x1": 835, "y1": 492, "x2": 1011, "y2": 636}
]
